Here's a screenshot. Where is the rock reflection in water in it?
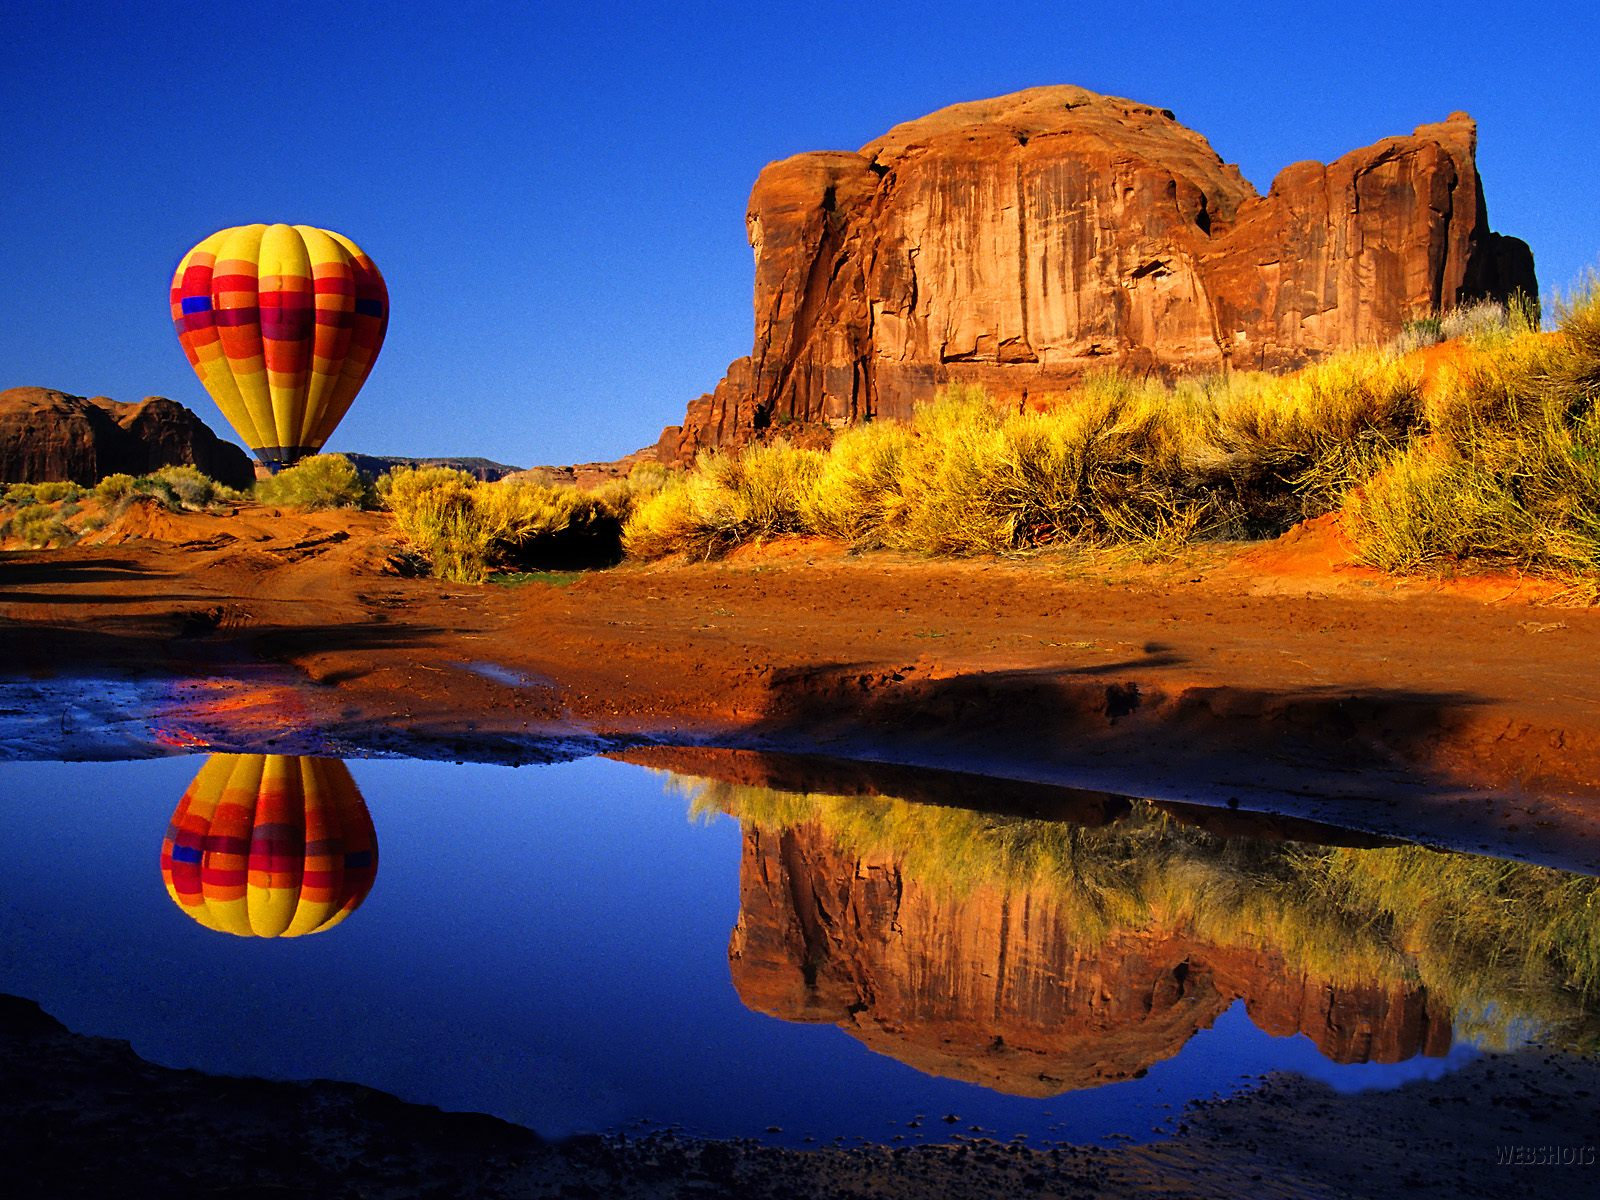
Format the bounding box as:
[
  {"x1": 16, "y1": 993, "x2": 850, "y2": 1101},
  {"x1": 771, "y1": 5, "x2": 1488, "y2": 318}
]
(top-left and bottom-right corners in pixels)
[
  {"x1": 160, "y1": 755, "x2": 378, "y2": 938},
  {"x1": 647, "y1": 750, "x2": 1600, "y2": 1098},
  {"x1": 730, "y1": 822, "x2": 1448, "y2": 1096}
]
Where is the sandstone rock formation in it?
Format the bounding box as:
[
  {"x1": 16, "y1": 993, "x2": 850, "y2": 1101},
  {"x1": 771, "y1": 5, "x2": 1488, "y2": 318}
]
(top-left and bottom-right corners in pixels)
[
  {"x1": 730, "y1": 820, "x2": 1451, "y2": 1096},
  {"x1": 660, "y1": 86, "x2": 1535, "y2": 462},
  {"x1": 0, "y1": 387, "x2": 254, "y2": 489}
]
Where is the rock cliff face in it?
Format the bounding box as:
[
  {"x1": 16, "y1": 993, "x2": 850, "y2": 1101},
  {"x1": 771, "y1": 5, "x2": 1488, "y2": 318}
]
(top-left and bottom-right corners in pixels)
[
  {"x1": 0, "y1": 387, "x2": 254, "y2": 488},
  {"x1": 660, "y1": 86, "x2": 1535, "y2": 461},
  {"x1": 730, "y1": 821, "x2": 1451, "y2": 1096}
]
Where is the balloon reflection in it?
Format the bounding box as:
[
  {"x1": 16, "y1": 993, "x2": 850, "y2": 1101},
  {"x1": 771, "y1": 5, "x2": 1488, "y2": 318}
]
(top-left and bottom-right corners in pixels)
[{"x1": 161, "y1": 755, "x2": 377, "y2": 938}]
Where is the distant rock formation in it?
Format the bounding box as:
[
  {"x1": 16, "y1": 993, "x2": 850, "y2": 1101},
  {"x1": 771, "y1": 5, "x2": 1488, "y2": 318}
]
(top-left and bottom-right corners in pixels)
[
  {"x1": 658, "y1": 85, "x2": 1536, "y2": 462},
  {"x1": 730, "y1": 820, "x2": 1451, "y2": 1096},
  {"x1": 342, "y1": 453, "x2": 525, "y2": 482},
  {"x1": 0, "y1": 387, "x2": 254, "y2": 489}
]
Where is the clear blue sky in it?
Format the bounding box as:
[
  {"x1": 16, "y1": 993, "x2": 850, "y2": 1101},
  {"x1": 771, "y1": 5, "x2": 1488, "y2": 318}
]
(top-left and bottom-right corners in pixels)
[{"x1": 3, "y1": 1, "x2": 1596, "y2": 468}]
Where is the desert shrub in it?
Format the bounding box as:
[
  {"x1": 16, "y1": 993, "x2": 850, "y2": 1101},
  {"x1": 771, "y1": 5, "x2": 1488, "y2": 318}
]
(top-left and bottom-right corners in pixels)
[
  {"x1": 386, "y1": 469, "x2": 485, "y2": 581},
  {"x1": 2, "y1": 481, "x2": 88, "y2": 506},
  {"x1": 1195, "y1": 351, "x2": 1424, "y2": 530},
  {"x1": 591, "y1": 461, "x2": 674, "y2": 523},
  {"x1": 1392, "y1": 314, "x2": 1444, "y2": 355},
  {"x1": 376, "y1": 464, "x2": 472, "y2": 511},
  {"x1": 799, "y1": 419, "x2": 910, "y2": 546},
  {"x1": 94, "y1": 473, "x2": 138, "y2": 504},
  {"x1": 31, "y1": 480, "x2": 86, "y2": 503},
  {"x1": 0, "y1": 502, "x2": 73, "y2": 547},
  {"x1": 884, "y1": 386, "x2": 1016, "y2": 554},
  {"x1": 623, "y1": 441, "x2": 822, "y2": 560},
  {"x1": 475, "y1": 479, "x2": 624, "y2": 570},
  {"x1": 1390, "y1": 295, "x2": 1539, "y2": 355},
  {"x1": 1347, "y1": 286, "x2": 1600, "y2": 573},
  {"x1": 253, "y1": 454, "x2": 370, "y2": 510},
  {"x1": 135, "y1": 465, "x2": 242, "y2": 512},
  {"x1": 385, "y1": 467, "x2": 626, "y2": 581}
]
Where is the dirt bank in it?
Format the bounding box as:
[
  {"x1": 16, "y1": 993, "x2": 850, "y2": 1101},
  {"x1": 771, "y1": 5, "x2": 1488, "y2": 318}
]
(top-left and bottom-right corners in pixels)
[{"x1": 4, "y1": 504, "x2": 1600, "y2": 869}]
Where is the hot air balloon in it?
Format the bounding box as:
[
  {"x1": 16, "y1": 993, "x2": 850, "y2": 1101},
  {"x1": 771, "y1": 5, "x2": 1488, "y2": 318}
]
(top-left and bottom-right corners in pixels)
[
  {"x1": 161, "y1": 754, "x2": 379, "y2": 937},
  {"x1": 170, "y1": 224, "x2": 388, "y2": 472}
]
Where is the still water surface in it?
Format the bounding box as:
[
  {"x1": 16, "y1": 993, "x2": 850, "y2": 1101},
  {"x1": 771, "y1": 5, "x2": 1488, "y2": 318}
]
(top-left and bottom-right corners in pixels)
[{"x1": 3, "y1": 753, "x2": 1586, "y2": 1146}]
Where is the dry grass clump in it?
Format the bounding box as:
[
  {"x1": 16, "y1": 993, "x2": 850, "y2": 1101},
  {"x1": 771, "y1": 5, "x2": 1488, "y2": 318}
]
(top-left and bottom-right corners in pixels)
[
  {"x1": 624, "y1": 284, "x2": 1600, "y2": 578},
  {"x1": 1194, "y1": 351, "x2": 1423, "y2": 530},
  {"x1": 623, "y1": 442, "x2": 823, "y2": 560},
  {"x1": 625, "y1": 356, "x2": 1421, "y2": 559},
  {"x1": 1390, "y1": 294, "x2": 1539, "y2": 354},
  {"x1": 111, "y1": 465, "x2": 244, "y2": 513},
  {"x1": 380, "y1": 464, "x2": 665, "y2": 581},
  {"x1": 0, "y1": 498, "x2": 77, "y2": 547},
  {"x1": 1347, "y1": 284, "x2": 1600, "y2": 573},
  {"x1": 253, "y1": 454, "x2": 371, "y2": 510}
]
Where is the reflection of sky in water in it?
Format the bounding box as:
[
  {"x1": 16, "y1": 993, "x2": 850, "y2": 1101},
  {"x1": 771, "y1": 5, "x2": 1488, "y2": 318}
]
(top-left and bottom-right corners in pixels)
[{"x1": 0, "y1": 756, "x2": 1483, "y2": 1145}]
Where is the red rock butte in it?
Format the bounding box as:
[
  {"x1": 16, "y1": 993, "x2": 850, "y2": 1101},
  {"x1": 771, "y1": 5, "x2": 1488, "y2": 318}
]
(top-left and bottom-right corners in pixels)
[{"x1": 659, "y1": 85, "x2": 1535, "y2": 462}]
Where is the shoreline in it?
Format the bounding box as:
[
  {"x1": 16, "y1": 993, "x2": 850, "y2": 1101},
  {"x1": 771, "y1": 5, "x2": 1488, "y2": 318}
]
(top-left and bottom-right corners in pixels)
[
  {"x1": 4, "y1": 507, "x2": 1600, "y2": 870},
  {"x1": 4, "y1": 992, "x2": 1593, "y2": 1200}
]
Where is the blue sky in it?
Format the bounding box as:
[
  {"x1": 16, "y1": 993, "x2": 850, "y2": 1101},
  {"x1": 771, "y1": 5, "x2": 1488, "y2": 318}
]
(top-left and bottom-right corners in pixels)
[{"x1": 3, "y1": 2, "x2": 1596, "y2": 468}]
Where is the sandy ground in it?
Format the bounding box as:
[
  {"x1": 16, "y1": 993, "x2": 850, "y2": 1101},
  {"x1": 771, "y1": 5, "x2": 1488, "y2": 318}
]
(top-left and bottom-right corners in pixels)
[
  {"x1": 3, "y1": 503, "x2": 1600, "y2": 869},
  {"x1": 3, "y1": 993, "x2": 1594, "y2": 1200}
]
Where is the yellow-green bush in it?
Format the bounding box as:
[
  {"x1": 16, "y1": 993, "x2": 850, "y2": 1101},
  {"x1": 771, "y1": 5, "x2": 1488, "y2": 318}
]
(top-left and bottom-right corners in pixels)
[
  {"x1": 253, "y1": 454, "x2": 370, "y2": 510},
  {"x1": 798, "y1": 419, "x2": 910, "y2": 546},
  {"x1": 623, "y1": 441, "x2": 823, "y2": 560},
  {"x1": 130, "y1": 465, "x2": 244, "y2": 512},
  {"x1": 623, "y1": 284, "x2": 1600, "y2": 576},
  {"x1": 0, "y1": 501, "x2": 74, "y2": 547},
  {"x1": 383, "y1": 467, "x2": 626, "y2": 581},
  {"x1": 93, "y1": 474, "x2": 138, "y2": 505},
  {"x1": 1347, "y1": 287, "x2": 1600, "y2": 574},
  {"x1": 1, "y1": 480, "x2": 88, "y2": 506}
]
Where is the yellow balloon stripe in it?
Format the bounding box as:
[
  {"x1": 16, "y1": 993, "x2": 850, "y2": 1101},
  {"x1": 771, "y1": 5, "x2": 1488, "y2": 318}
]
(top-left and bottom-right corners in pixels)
[
  {"x1": 212, "y1": 225, "x2": 276, "y2": 455},
  {"x1": 257, "y1": 224, "x2": 315, "y2": 453}
]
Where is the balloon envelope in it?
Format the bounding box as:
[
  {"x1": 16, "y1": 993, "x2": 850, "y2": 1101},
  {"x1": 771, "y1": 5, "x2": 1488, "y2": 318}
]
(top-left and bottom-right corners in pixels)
[
  {"x1": 170, "y1": 224, "x2": 388, "y2": 471},
  {"x1": 161, "y1": 754, "x2": 379, "y2": 937}
]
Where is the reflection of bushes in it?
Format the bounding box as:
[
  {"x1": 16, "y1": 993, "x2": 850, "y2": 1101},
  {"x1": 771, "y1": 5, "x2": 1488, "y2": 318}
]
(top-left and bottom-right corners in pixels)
[
  {"x1": 625, "y1": 287, "x2": 1600, "y2": 577},
  {"x1": 379, "y1": 464, "x2": 669, "y2": 582},
  {"x1": 253, "y1": 454, "x2": 370, "y2": 510},
  {"x1": 679, "y1": 776, "x2": 1600, "y2": 1052}
]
